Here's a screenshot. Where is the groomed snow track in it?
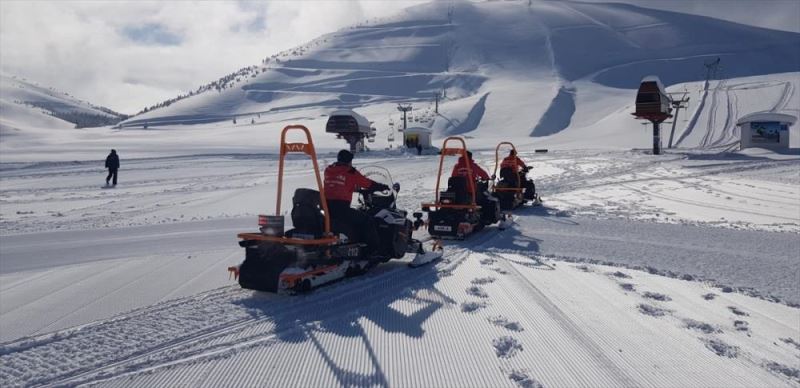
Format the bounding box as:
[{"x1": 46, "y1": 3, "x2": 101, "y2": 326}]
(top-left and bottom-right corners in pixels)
[{"x1": 2, "y1": 222, "x2": 797, "y2": 388}]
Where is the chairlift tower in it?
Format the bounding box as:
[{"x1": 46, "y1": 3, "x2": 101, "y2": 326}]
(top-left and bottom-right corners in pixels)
[
  {"x1": 633, "y1": 76, "x2": 672, "y2": 155},
  {"x1": 703, "y1": 57, "x2": 721, "y2": 90},
  {"x1": 667, "y1": 93, "x2": 690, "y2": 148},
  {"x1": 397, "y1": 104, "x2": 413, "y2": 131}
]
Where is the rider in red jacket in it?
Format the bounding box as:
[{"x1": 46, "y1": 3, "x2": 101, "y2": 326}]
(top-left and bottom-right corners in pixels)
[
  {"x1": 325, "y1": 163, "x2": 381, "y2": 201},
  {"x1": 500, "y1": 149, "x2": 527, "y2": 172},
  {"x1": 499, "y1": 149, "x2": 536, "y2": 199},
  {"x1": 324, "y1": 150, "x2": 388, "y2": 255},
  {"x1": 451, "y1": 151, "x2": 489, "y2": 194}
]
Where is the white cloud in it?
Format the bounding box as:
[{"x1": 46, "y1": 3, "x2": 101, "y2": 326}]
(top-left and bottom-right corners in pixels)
[
  {"x1": 0, "y1": 0, "x2": 424, "y2": 114},
  {"x1": 1, "y1": 0, "x2": 797, "y2": 115}
]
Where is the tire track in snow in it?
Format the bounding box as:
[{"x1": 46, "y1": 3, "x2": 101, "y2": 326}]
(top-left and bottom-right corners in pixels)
[
  {"x1": 770, "y1": 82, "x2": 793, "y2": 112},
  {"x1": 87, "y1": 231, "x2": 499, "y2": 387},
  {"x1": 491, "y1": 253, "x2": 639, "y2": 387},
  {"x1": 7, "y1": 233, "x2": 488, "y2": 387},
  {"x1": 618, "y1": 182, "x2": 798, "y2": 221},
  {"x1": 0, "y1": 259, "x2": 136, "y2": 317},
  {"x1": 33, "y1": 250, "x2": 203, "y2": 335}
]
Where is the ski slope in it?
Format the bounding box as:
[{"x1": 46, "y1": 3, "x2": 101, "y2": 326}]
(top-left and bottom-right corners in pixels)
[{"x1": 1, "y1": 149, "x2": 798, "y2": 387}]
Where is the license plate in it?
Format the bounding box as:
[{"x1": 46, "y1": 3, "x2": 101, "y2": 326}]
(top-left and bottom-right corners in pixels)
[{"x1": 433, "y1": 225, "x2": 452, "y2": 232}]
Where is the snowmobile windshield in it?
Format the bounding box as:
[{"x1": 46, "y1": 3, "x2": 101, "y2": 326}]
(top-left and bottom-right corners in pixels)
[{"x1": 360, "y1": 165, "x2": 395, "y2": 197}]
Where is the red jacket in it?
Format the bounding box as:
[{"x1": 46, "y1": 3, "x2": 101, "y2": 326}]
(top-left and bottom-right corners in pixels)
[
  {"x1": 451, "y1": 156, "x2": 489, "y2": 194},
  {"x1": 500, "y1": 155, "x2": 527, "y2": 171},
  {"x1": 451, "y1": 156, "x2": 490, "y2": 180},
  {"x1": 324, "y1": 163, "x2": 376, "y2": 202}
]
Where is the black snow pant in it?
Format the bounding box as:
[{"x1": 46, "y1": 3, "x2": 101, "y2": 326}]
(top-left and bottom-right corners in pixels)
[
  {"x1": 326, "y1": 200, "x2": 379, "y2": 255},
  {"x1": 106, "y1": 168, "x2": 118, "y2": 185}
]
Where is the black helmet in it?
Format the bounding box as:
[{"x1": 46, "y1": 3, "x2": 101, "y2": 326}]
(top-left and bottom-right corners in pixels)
[
  {"x1": 509, "y1": 149, "x2": 516, "y2": 156},
  {"x1": 466, "y1": 151, "x2": 473, "y2": 160},
  {"x1": 337, "y1": 149, "x2": 354, "y2": 163}
]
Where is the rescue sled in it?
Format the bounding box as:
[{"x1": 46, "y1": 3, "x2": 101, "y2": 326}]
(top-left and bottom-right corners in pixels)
[
  {"x1": 421, "y1": 137, "x2": 500, "y2": 240},
  {"x1": 230, "y1": 125, "x2": 441, "y2": 293}
]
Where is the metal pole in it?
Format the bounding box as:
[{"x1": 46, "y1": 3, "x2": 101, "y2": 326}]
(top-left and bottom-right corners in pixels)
[{"x1": 653, "y1": 122, "x2": 661, "y2": 155}]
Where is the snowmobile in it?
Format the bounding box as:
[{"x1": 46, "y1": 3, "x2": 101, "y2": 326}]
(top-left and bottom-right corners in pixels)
[
  {"x1": 492, "y1": 142, "x2": 526, "y2": 211},
  {"x1": 230, "y1": 125, "x2": 441, "y2": 293},
  {"x1": 421, "y1": 137, "x2": 501, "y2": 239},
  {"x1": 492, "y1": 142, "x2": 541, "y2": 210}
]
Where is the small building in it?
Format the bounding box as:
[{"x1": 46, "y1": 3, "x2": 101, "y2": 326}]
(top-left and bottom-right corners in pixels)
[
  {"x1": 403, "y1": 127, "x2": 433, "y2": 149},
  {"x1": 736, "y1": 112, "x2": 795, "y2": 151}
]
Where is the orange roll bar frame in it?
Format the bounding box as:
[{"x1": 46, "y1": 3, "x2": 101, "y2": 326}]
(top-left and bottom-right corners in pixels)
[
  {"x1": 421, "y1": 136, "x2": 480, "y2": 210},
  {"x1": 493, "y1": 142, "x2": 524, "y2": 192},
  {"x1": 237, "y1": 125, "x2": 336, "y2": 245}
]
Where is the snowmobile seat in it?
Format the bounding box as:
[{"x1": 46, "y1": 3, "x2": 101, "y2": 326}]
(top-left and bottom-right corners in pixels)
[
  {"x1": 287, "y1": 188, "x2": 324, "y2": 238},
  {"x1": 446, "y1": 176, "x2": 470, "y2": 204}
]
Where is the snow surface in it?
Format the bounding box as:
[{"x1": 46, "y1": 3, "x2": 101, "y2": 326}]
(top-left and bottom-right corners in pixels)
[
  {"x1": 1, "y1": 1, "x2": 799, "y2": 387},
  {"x1": 1, "y1": 148, "x2": 798, "y2": 387}
]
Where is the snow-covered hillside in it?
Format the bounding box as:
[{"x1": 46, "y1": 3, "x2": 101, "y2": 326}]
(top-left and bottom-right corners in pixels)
[
  {"x1": 117, "y1": 1, "x2": 799, "y2": 146},
  {"x1": 0, "y1": 74, "x2": 126, "y2": 136}
]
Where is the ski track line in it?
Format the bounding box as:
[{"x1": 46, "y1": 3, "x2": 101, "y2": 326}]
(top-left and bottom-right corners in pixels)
[
  {"x1": 0, "y1": 267, "x2": 64, "y2": 293},
  {"x1": 714, "y1": 87, "x2": 734, "y2": 147},
  {"x1": 675, "y1": 177, "x2": 799, "y2": 207},
  {"x1": 20, "y1": 237, "x2": 480, "y2": 388},
  {"x1": 34, "y1": 251, "x2": 191, "y2": 336},
  {"x1": 701, "y1": 82, "x2": 718, "y2": 148},
  {"x1": 0, "y1": 164, "x2": 274, "y2": 204},
  {"x1": 618, "y1": 182, "x2": 798, "y2": 221},
  {"x1": 0, "y1": 160, "x2": 283, "y2": 234},
  {"x1": 547, "y1": 259, "x2": 790, "y2": 387},
  {"x1": 156, "y1": 249, "x2": 241, "y2": 303},
  {"x1": 713, "y1": 292, "x2": 800, "y2": 334},
  {"x1": 0, "y1": 259, "x2": 136, "y2": 317},
  {"x1": 512, "y1": 256, "x2": 690, "y2": 387},
  {"x1": 70, "y1": 251, "x2": 470, "y2": 388},
  {"x1": 675, "y1": 82, "x2": 709, "y2": 147},
  {"x1": 0, "y1": 286, "x2": 242, "y2": 355},
  {"x1": 771, "y1": 82, "x2": 793, "y2": 112},
  {"x1": 491, "y1": 252, "x2": 640, "y2": 387},
  {"x1": 548, "y1": 158, "x2": 792, "y2": 200},
  {"x1": 82, "y1": 230, "x2": 496, "y2": 387},
  {"x1": 495, "y1": 252, "x2": 791, "y2": 388}
]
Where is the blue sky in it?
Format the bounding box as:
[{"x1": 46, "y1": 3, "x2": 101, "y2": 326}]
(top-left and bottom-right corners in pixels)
[
  {"x1": 1, "y1": 0, "x2": 797, "y2": 114},
  {"x1": 122, "y1": 23, "x2": 183, "y2": 46}
]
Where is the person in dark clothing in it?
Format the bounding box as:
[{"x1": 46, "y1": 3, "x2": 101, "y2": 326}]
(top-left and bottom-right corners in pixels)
[
  {"x1": 324, "y1": 150, "x2": 389, "y2": 256},
  {"x1": 105, "y1": 149, "x2": 119, "y2": 186},
  {"x1": 416, "y1": 143, "x2": 423, "y2": 155}
]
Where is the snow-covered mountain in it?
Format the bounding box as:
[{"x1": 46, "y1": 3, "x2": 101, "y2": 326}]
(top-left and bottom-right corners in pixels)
[
  {"x1": 1, "y1": 2, "x2": 799, "y2": 387},
  {"x1": 0, "y1": 74, "x2": 127, "y2": 135},
  {"x1": 120, "y1": 0, "x2": 800, "y2": 147}
]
